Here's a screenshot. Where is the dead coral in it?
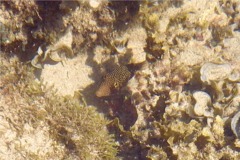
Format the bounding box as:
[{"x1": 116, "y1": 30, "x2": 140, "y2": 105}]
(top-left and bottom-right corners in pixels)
[
  {"x1": 31, "y1": 26, "x2": 74, "y2": 68},
  {"x1": 92, "y1": 22, "x2": 148, "y2": 66},
  {"x1": 0, "y1": 0, "x2": 39, "y2": 55},
  {"x1": 3, "y1": 0, "x2": 240, "y2": 159},
  {"x1": 117, "y1": 1, "x2": 240, "y2": 159},
  {"x1": 192, "y1": 91, "x2": 212, "y2": 117},
  {"x1": 63, "y1": 1, "x2": 114, "y2": 51}
]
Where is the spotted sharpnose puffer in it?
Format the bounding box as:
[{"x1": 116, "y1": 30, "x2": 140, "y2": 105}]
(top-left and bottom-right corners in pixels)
[{"x1": 96, "y1": 66, "x2": 131, "y2": 97}]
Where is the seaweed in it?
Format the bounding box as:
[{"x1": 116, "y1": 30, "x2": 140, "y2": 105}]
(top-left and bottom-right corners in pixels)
[{"x1": 0, "y1": 54, "x2": 118, "y2": 159}]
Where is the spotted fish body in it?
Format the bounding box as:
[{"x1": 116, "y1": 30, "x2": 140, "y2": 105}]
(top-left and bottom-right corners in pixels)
[{"x1": 96, "y1": 66, "x2": 131, "y2": 97}]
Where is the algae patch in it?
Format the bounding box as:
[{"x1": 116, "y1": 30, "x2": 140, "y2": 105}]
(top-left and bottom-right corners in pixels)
[{"x1": 0, "y1": 54, "x2": 118, "y2": 159}]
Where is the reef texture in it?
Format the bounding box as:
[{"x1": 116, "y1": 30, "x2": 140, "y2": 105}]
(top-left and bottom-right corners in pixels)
[{"x1": 1, "y1": 0, "x2": 240, "y2": 159}]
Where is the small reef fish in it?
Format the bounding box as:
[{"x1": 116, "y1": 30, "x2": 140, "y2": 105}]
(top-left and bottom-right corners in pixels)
[{"x1": 96, "y1": 65, "x2": 131, "y2": 97}]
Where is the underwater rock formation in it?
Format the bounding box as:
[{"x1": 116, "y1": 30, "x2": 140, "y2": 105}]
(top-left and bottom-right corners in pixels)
[{"x1": 2, "y1": 0, "x2": 240, "y2": 159}]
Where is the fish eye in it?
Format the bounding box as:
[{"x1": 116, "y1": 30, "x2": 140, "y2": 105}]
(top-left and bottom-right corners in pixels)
[
  {"x1": 102, "y1": 75, "x2": 107, "y2": 80},
  {"x1": 114, "y1": 82, "x2": 119, "y2": 88}
]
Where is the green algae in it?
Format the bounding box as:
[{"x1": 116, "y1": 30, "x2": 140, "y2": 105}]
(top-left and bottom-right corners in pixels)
[{"x1": 0, "y1": 54, "x2": 118, "y2": 159}]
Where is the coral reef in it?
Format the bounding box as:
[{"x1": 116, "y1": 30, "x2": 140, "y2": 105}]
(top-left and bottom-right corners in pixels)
[
  {"x1": 2, "y1": 0, "x2": 240, "y2": 159},
  {"x1": 119, "y1": 0, "x2": 240, "y2": 159}
]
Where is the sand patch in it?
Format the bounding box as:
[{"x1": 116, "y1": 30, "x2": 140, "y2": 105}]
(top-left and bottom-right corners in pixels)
[{"x1": 40, "y1": 53, "x2": 94, "y2": 96}]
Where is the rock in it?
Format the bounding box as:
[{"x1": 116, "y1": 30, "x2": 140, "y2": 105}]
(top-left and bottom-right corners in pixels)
[{"x1": 200, "y1": 63, "x2": 233, "y2": 84}]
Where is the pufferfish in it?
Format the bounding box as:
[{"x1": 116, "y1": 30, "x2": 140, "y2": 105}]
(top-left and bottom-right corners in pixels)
[{"x1": 96, "y1": 65, "x2": 131, "y2": 97}]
